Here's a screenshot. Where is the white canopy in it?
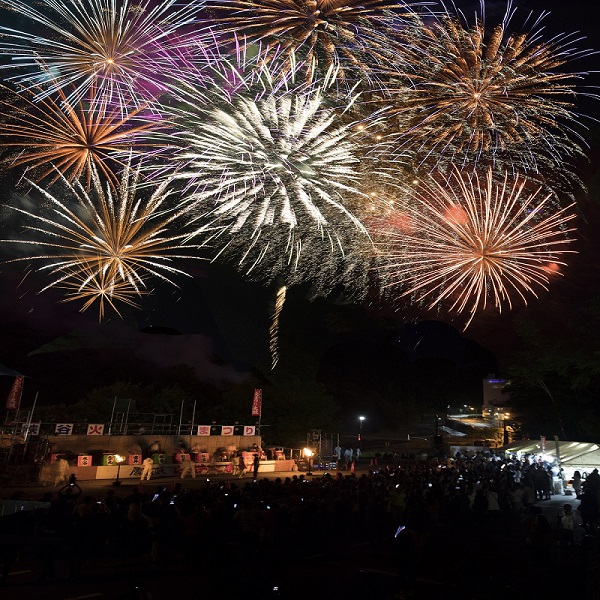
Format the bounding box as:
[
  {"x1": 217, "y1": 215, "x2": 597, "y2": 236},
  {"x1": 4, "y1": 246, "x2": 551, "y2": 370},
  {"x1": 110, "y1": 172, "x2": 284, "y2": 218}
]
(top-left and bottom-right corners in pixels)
[{"x1": 502, "y1": 439, "x2": 600, "y2": 475}]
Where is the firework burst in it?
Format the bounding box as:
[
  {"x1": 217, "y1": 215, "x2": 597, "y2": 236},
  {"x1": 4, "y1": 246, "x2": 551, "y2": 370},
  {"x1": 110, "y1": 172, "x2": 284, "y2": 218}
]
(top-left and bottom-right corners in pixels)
[
  {"x1": 0, "y1": 0, "x2": 204, "y2": 105},
  {"x1": 159, "y1": 70, "x2": 388, "y2": 286},
  {"x1": 379, "y1": 5, "x2": 595, "y2": 178},
  {"x1": 376, "y1": 167, "x2": 577, "y2": 329},
  {"x1": 56, "y1": 265, "x2": 146, "y2": 320},
  {"x1": 0, "y1": 81, "x2": 162, "y2": 188},
  {"x1": 208, "y1": 0, "x2": 420, "y2": 85},
  {"x1": 1, "y1": 161, "x2": 205, "y2": 318}
]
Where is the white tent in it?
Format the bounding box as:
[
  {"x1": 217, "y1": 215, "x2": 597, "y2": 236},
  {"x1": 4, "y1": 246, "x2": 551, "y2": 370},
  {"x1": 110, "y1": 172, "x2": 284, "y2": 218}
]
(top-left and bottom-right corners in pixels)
[{"x1": 502, "y1": 439, "x2": 600, "y2": 478}]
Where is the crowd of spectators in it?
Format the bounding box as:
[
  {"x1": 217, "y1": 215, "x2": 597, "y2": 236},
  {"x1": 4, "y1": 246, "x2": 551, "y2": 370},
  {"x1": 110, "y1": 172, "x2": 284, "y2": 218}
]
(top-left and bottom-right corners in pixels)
[{"x1": 1, "y1": 451, "x2": 600, "y2": 598}]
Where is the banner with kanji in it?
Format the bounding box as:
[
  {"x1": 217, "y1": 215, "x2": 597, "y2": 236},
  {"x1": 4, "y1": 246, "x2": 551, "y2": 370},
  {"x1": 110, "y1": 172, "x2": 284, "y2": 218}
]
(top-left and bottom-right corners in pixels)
[
  {"x1": 251, "y1": 388, "x2": 262, "y2": 417},
  {"x1": 197, "y1": 425, "x2": 211, "y2": 436},
  {"x1": 55, "y1": 423, "x2": 73, "y2": 435},
  {"x1": 28, "y1": 422, "x2": 41, "y2": 436},
  {"x1": 87, "y1": 424, "x2": 105, "y2": 435},
  {"x1": 5, "y1": 375, "x2": 24, "y2": 410}
]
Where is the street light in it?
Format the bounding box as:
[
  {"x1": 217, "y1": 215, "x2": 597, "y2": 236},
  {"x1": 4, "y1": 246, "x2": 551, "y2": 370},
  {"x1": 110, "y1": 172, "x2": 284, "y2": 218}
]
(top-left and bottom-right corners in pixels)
[
  {"x1": 358, "y1": 416, "x2": 365, "y2": 449},
  {"x1": 112, "y1": 454, "x2": 125, "y2": 486}
]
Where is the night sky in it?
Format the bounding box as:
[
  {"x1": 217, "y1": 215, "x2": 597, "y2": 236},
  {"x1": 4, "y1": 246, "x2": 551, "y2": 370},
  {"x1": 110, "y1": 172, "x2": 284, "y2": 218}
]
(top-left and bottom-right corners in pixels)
[{"x1": 1, "y1": 0, "x2": 600, "y2": 423}]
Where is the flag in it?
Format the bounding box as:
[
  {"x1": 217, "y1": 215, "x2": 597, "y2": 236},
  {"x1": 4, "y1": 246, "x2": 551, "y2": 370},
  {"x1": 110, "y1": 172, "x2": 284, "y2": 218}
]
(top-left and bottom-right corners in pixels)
[
  {"x1": 251, "y1": 388, "x2": 262, "y2": 417},
  {"x1": 5, "y1": 375, "x2": 24, "y2": 410}
]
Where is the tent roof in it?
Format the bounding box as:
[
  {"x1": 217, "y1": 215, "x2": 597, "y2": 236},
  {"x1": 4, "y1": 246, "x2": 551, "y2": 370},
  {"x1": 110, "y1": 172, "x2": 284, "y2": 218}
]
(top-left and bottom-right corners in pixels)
[
  {"x1": 503, "y1": 440, "x2": 600, "y2": 466},
  {"x1": 0, "y1": 362, "x2": 23, "y2": 377}
]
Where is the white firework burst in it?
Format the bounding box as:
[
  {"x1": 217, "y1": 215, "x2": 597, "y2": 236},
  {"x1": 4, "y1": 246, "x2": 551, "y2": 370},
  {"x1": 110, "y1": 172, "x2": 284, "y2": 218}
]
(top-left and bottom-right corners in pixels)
[{"x1": 160, "y1": 69, "x2": 387, "y2": 285}]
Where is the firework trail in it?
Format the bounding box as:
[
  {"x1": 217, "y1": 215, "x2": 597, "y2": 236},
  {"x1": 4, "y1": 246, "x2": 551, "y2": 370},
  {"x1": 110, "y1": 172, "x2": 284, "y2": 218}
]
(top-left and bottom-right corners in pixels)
[
  {"x1": 376, "y1": 167, "x2": 577, "y2": 329},
  {"x1": 0, "y1": 0, "x2": 204, "y2": 106},
  {"x1": 269, "y1": 284, "x2": 287, "y2": 369},
  {"x1": 1, "y1": 161, "x2": 205, "y2": 318}
]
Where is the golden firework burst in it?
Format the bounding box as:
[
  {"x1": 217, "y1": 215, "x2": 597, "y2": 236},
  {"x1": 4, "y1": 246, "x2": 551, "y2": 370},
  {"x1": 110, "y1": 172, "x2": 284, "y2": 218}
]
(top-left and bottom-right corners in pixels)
[
  {"x1": 0, "y1": 82, "x2": 161, "y2": 188},
  {"x1": 2, "y1": 161, "x2": 205, "y2": 318},
  {"x1": 376, "y1": 167, "x2": 577, "y2": 329},
  {"x1": 380, "y1": 6, "x2": 592, "y2": 177}
]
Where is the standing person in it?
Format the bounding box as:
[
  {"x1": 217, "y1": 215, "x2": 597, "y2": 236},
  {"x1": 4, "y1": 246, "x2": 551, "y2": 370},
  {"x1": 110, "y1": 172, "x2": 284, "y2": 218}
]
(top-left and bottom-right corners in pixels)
[
  {"x1": 232, "y1": 453, "x2": 240, "y2": 476},
  {"x1": 253, "y1": 454, "x2": 260, "y2": 480},
  {"x1": 180, "y1": 457, "x2": 196, "y2": 479},
  {"x1": 355, "y1": 447, "x2": 362, "y2": 463},
  {"x1": 140, "y1": 457, "x2": 154, "y2": 481},
  {"x1": 238, "y1": 454, "x2": 247, "y2": 479},
  {"x1": 572, "y1": 471, "x2": 582, "y2": 498},
  {"x1": 556, "y1": 503, "x2": 576, "y2": 546},
  {"x1": 334, "y1": 445, "x2": 342, "y2": 469},
  {"x1": 344, "y1": 448, "x2": 353, "y2": 470}
]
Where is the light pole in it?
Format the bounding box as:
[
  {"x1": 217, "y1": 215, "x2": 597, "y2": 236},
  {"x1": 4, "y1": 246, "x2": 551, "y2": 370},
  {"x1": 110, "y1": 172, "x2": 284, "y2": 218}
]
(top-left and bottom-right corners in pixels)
[
  {"x1": 358, "y1": 416, "x2": 365, "y2": 451},
  {"x1": 113, "y1": 454, "x2": 125, "y2": 486}
]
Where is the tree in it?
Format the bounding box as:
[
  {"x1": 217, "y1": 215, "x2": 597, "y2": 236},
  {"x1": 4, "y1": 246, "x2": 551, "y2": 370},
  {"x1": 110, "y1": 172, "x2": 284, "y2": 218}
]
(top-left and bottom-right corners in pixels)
[{"x1": 506, "y1": 297, "x2": 600, "y2": 440}]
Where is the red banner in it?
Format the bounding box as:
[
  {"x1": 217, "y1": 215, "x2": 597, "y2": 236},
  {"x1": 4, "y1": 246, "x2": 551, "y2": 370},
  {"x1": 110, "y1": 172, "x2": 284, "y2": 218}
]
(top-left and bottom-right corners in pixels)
[
  {"x1": 251, "y1": 388, "x2": 262, "y2": 417},
  {"x1": 5, "y1": 376, "x2": 24, "y2": 411}
]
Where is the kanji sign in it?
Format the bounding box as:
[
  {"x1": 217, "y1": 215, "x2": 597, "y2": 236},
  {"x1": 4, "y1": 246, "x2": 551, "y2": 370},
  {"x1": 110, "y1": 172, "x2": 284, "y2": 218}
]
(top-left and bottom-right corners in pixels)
[
  {"x1": 5, "y1": 376, "x2": 24, "y2": 410},
  {"x1": 251, "y1": 388, "x2": 262, "y2": 417},
  {"x1": 55, "y1": 423, "x2": 73, "y2": 435},
  {"x1": 87, "y1": 424, "x2": 104, "y2": 435},
  {"x1": 28, "y1": 422, "x2": 41, "y2": 436},
  {"x1": 197, "y1": 425, "x2": 211, "y2": 436},
  {"x1": 77, "y1": 455, "x2": 92, "y2": 467}
]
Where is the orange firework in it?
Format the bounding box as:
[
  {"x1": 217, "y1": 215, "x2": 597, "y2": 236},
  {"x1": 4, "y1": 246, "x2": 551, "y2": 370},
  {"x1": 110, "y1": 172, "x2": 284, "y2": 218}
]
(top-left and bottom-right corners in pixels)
[
  {"x1": 0, "y1": 82, "x2": 161, "y2": 189},
  {"x1": 380, "y1": 6, "x2": 593, "y2": 179},
  {"x1": 56, "y1": 265, "x2": 146, "y2": 320},
  {"x1": 209, "y1": 0, "x2": 418, "y2": 84},
  {"x1": 376, "y1": 167, "x2": 577, "y2": 329},
  {"x1": 1, "y1": 160, "x2": 205, "y2": 319}
]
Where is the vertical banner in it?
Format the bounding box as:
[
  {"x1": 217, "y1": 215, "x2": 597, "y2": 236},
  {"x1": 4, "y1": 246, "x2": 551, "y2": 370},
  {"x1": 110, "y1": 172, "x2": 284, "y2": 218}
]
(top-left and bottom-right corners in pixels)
[
  {"x1": 540, "y1": 435, "x2": 546, "y2": 454},
  {"x1": 251, "y1": 388, "x2": 262, "y2": 417},
  {"x1": 5, "y1": 375, "x2": 24, "y2": 410}
]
